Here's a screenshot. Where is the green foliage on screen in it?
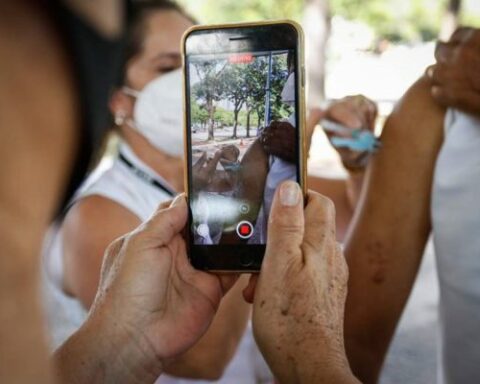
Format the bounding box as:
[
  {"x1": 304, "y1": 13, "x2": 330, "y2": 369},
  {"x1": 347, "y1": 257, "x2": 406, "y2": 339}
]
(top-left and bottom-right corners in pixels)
[{"x1": 190, "y1": 53, "x2": 291, "y2": 140}]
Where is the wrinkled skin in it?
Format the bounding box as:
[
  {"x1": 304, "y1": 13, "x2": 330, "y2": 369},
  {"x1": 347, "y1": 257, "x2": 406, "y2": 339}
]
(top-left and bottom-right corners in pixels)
[
  {"x1": 243, "y1": 183, "x2": 359, "y2": 384},
  {"x1": 89, "y1": 197, "x2": 237, "y2": 365}
]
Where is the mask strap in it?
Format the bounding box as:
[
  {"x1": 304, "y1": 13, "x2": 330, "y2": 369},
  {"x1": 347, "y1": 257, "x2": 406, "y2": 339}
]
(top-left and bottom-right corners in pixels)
[{"x1": 122, "y1": 86, "x2": 140, "y2": 98}]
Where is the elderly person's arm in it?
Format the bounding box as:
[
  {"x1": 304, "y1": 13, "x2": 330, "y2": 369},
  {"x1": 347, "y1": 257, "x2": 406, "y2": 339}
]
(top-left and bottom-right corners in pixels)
[
  {"x1": 343, "y1": 77, "x2": 445, "y2": 383},
  {"x1": 62, "y1": 192, "x2": 250, "y2": 381},
  {"x1": 56, "y1": 198, "x2": 238, "y2": 384}
]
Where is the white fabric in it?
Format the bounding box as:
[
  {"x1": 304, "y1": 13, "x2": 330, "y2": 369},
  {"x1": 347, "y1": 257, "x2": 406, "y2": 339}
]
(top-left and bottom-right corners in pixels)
[
  {"x1": 42, "y1": 141, "x2": 271, "y2": 383},
  {"x1": 280, "y1": 72, "x2": 295, "y2": 106},
  {"x1": 253, "y1": 114, "x2": 297, "y2": 243},
  {"x1": 432, "y1": 109, "x2": 480, "y2": 384}
]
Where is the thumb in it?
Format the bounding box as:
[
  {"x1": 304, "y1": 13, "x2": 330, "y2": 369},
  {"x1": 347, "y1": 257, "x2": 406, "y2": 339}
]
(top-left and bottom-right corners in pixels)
[{"x1": 264, "y1": 181, "x2": 304, "y2": 273}]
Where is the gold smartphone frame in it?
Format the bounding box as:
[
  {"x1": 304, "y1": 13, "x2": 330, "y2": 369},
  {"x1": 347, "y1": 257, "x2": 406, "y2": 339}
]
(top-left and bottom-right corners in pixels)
[{"x1": 181, "y1": 20, "x2": 307, "y2": 272}]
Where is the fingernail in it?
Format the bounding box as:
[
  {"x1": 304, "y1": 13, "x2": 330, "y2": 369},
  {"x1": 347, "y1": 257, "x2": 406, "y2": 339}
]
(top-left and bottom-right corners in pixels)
[
  {"x1": 279, "y1": 181, "x2": 300, "y2": 207},
  {"x1": 171, "y1": 194, "x2": 185, "y2": 207},
  {"x1": 426, "y1": 66, "x2": 434, "y2": 78}
]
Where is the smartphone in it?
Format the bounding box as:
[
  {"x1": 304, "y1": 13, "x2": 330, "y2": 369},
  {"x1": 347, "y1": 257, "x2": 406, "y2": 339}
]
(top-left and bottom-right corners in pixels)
[{"x1": 182, "y1": 20, "x2": 306, "y2": 271}]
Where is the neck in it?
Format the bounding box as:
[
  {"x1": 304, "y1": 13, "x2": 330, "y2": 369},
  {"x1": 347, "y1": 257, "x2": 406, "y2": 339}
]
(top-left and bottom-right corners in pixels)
[{"x1": 121, "y1": 127, "x2": 184, "y2": 192}]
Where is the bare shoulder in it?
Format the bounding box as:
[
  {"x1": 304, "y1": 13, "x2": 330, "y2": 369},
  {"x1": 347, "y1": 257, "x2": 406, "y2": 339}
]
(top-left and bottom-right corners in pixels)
[
  {"x1": 384, "y1": 76, "x2": 445, "y2": 148},
  {"x1": 62, "y1": 195, "x2": 141, "y2": 306},
  {"x1": 63, "y1": 195, "x2": 141, "y2": 239}
]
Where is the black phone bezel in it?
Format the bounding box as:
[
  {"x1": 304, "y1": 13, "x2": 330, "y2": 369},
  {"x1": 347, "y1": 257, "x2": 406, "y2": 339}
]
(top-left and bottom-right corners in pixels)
[{"x1": 184, "y1": 23, "x2": 302, "y2": 272}]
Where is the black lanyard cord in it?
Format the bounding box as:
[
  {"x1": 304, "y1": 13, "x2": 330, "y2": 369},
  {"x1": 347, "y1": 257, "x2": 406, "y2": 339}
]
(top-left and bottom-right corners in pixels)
[{"x1": 118, "y1": 152, "x2": 176, "y2": 197}]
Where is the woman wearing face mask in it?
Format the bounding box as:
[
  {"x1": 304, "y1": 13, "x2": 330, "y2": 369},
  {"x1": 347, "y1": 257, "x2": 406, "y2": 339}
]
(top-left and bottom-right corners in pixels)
[{"x1": 42, "y1": 1, "x2": 262, "y2": 383}]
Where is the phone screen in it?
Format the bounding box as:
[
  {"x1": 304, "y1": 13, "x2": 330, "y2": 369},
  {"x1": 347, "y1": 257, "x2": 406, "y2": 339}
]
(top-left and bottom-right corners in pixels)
[{"x1": 184, "y1": 24, "x2": 303, "y2": 270}]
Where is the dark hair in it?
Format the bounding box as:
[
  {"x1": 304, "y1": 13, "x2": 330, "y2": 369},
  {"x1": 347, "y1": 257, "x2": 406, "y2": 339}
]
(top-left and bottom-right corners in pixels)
[
  {"x1": 124, "y1": 0, "x2": 196, "y2": 69},
  {"x1": 100, "y1": 0, "x2": 195, "y2": 156}
]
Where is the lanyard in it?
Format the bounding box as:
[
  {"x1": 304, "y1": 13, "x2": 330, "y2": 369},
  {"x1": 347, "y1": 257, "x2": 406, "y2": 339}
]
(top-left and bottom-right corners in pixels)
[{"x1": 118, "y1": 152, "x2": 176, "y2": 197}]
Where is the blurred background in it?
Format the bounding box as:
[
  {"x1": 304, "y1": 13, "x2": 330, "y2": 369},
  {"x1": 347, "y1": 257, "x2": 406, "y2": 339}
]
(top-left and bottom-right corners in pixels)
[
  {"x1": 179, "y1": 0, "x2": 480, "y2": 176},
  {"x1": 176, "y1": 1, "x2": 478, "y2": 383}
]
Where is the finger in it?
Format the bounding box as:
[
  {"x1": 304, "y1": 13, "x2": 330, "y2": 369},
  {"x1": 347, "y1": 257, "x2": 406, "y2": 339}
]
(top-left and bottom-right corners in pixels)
[
  {"x1": 193, "y1": 152, "x2": 207, "y2": 169},
  {"x1": 333, "y1": 243, "x2": 348, "y2": 290},
  {"x1": 264, "y1": 181, "x2": 304, "y2": 273},
  {"x1": 216, "y1": 273, "x2": 241, "y2": 296},
  {"x1": 426, "y1": 64, "x2": 442, "y2": 84},
  {"x1": 138, "y1": 195, "x2": 188, "y2": 248},
  {"x1": 328, "y1": 101, "x2": 363, "y2": 130},
  {"x1": 101, "y1": 236, "x2": 127, "y2": 279},
  {"x1": 159, "y1": 199, "x2": 173, "y2": 210},
  {"x1": 367, "y1": 100, "x2": 378, "y2": 131},
  {"x1": 172, "y1": 235, "x2": 226, "y2": 304},
  {"x1": 426, "y1": 64, "x2": 464, "y2": 86},
  {"x1": 302, "y1": 190, "x2": 336, "y2": 268},
  {"x1": 450, "y1": 27, "x2": 478, "y2": 45},
  {"x1": 353, "y1": 97, "x2": 376, "y2": 130},
  {"x1": 435, "y1": 42, "x2": 456, "y2": 64},
  {"x1": 204, "y1": 151, "x2": 222, "y2": 174},
  {"x1": 242, "y1": 274, "x2": 259, "y2": 304},
  {"x1": 308, "y1": 107, "x2": 326, "y2": 127},
  {"x1": 431, "y1": 85, "x2": 480, "y2": 115}
]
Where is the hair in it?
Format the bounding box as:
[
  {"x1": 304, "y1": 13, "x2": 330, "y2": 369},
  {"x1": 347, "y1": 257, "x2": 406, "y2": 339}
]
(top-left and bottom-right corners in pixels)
[
  {"x1": 124, "y1": 0, "x2": 196, "y2": 70},
  {"x1": 99, "y1": 0, "x2": 196, "y2": 162}
]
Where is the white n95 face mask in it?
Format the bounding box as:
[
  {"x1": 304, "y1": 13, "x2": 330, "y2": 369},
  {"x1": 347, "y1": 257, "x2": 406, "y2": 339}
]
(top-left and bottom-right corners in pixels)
[
  {"x1": 132, "y1": 68, "x2": 184, "y2": 157},
  {"x1": 281, "y1": 72, "x2": 296, "y2": 107}
]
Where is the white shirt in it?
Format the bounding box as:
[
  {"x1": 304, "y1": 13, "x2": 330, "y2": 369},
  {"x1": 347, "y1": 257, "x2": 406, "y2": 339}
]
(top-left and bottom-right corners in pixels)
[
  {"x1": 253, "y1": 114, "x2": 297, "y2": 243},
  {"x1": 42, "y1": 142, "x2": 272, "y2": 384},
  {"x1": 432, "y1": 109, "x2": 480, "y2": 384}
]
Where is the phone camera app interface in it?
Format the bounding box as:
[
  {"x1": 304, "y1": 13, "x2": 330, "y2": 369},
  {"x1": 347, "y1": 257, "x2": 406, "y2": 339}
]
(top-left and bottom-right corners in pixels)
[{"x1": 188, "y1": 49, "x2": 298, "y2": 245}]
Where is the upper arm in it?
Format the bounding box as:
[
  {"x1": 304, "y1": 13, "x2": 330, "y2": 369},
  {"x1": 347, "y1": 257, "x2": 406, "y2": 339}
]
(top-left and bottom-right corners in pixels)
[
  {"x1": 62, "y1": 195, "x2": 141, "y2": 309},
  {"x1": 344, "y1": 77, "x2": 445, "y2": 383}
]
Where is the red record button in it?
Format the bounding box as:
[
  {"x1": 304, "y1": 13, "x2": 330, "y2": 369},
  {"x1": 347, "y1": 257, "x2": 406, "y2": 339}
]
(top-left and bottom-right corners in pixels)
[{"x1": 236, "y1": 221, "x2": 254, "y2": 239}]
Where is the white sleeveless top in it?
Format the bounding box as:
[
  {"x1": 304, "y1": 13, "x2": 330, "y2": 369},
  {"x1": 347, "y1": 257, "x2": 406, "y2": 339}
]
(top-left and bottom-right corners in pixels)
[
  {"x1": 432, "y1": 110, "x2": 480, "y2": 384},
  {"x1": 42, "y1": 142, "x2": 272, "y2": 384}
]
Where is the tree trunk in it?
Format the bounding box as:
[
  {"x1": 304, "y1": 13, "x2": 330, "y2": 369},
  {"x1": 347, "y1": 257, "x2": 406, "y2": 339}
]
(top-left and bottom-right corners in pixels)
[
  {"x1": 246, "y1": 106, "x2": 252, "y2": 138},
  {"x1": 302, "y1": 0, "x2": 330, "y2": 107},
  {"x1": 232, "y1": 109, "x2": 239, "y2": 139},
  {"x1": 232, "y1": 99, "x2": 244, "y2": 139},
  {"x1": 440, "y1": 0, "x2": 462, "y2": 40},
  {"x1": 207, "y1": 98, "x2": 215, "y2": 141}
]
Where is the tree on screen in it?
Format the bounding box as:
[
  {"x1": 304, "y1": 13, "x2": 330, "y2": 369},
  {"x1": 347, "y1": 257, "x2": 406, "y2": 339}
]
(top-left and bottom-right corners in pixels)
[
  {"x1": 221, "y1": 64, "x2": 248, "y2": 138},
  {"x1": 192, "y1": 61, "x2": 227, "y2": 140}
]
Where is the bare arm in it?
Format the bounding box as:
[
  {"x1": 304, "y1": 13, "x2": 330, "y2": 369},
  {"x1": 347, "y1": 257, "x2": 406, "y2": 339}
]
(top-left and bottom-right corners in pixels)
[
  {"x1": 344, "y1": 77, "x2": 445, "y2": 383},
  {"x1": 62, "y1": 197, "x2": 250, "y2": 380},
  {"x1": 0, "y1": 2, "x2": 77, "y2": 382}
]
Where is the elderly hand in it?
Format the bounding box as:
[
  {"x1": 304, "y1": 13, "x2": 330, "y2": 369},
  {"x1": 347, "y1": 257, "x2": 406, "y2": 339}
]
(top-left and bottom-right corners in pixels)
[
  {"x1": 70, "y1": 196, "x2": 237, "y2": 383},
  {"x1": 427, "y1": 27, "x2": 480, "y2": 116},
  {"x1": 309, "y1": 95, "x2": 378, "y2": 172},
  {"x1": 243, "y1": 182, "x2": 359, "y2": 384}
]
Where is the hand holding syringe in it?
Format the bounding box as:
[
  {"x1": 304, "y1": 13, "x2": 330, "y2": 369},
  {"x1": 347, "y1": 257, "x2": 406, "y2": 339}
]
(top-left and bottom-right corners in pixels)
[
  {"x1": 321, "y1": 119, "x2": 381, "y2": 153},
  {"x1": 309, "y1": 95, "x2": 380, "y2": 171}
]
